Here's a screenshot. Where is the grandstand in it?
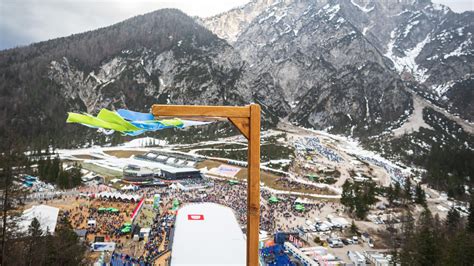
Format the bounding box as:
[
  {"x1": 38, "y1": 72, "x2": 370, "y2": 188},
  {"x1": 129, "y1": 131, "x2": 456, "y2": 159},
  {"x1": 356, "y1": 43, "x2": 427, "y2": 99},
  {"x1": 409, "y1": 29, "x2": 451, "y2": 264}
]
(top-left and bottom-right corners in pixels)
[
  {"x1": 134, "y1": 151, "x2": 202, "y2": 180},
  {"x1": 135, "y1": 151, "x2": 203, "y2": 168}
]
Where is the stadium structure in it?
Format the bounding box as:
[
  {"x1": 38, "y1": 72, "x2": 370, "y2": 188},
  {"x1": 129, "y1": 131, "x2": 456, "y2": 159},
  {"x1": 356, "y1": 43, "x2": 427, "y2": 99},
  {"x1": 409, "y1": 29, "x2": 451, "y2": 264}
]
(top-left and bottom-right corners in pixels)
[
  {"x1": 134, "y1": 151, "x2": 203, "y2": 180},
  {"x1": 170, "y1": 203, "x2": 246, "y2": 265},
  {"x1": 123, "y1": 165, "x2": 155, "y2": 183}
]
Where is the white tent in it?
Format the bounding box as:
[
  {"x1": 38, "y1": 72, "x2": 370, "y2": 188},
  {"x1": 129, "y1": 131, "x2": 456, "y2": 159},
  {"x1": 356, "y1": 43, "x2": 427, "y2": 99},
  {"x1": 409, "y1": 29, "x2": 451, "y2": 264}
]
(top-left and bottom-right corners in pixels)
[
  {"x1": 19, "y1": 205, "x2": 59, "y2": 234},
  {"x1": 171, "y1": 203, "x2": 245, "y2": 266},
  {"x1": 121, "y1": 185, "x2": 136, "y2": 191},
  {"x1": 88, "y1": 219, "x2": 97, "y2": 227},
  {"x1": 96, "y1": 191, "x2": 141, "y2": 201}
]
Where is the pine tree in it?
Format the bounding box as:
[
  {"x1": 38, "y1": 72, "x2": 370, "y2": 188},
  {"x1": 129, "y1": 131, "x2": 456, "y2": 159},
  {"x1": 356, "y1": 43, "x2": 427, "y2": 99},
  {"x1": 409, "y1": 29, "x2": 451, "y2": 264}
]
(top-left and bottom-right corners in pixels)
[
  {"x1": 446, "y1": 207, "x2": 461, "y2": 233},
  {"x1": 350, "y1": 220, "x2": 358, "y2": 234},
  {"x1": 394, "y1": 182, "x2": 401, "y2": 200},
  {"x1": 365, "y1": 181, "x2": 377, "y2": 205},
  {"x1": 49, "y1": 156, "x2": 61, "y2": 183},
  {"x1": 341, "y1": 180, "x2": 355, "y2": 212},
  {"x1": 387, "y1": 184, "x2": 395, "y2": 206},
  {"x1": 69, "y1": 163, "x2": 83, "y2": 188},
  {"x1": 399, "y1": 209, "x2": 415, "y2": 265},
  {"x1": 47, "y1": 217, "x2": 85, "y2": 265},
  {"x1": 26, "y1": 218, "x2": 45, "y2": 265},
  {"x1": 1, "y1": 151, "x2": 29, "y2": 265},
  {"x1": 28, "y1": 218, "x2": 42, "y2": 237},
  {"x1": 57, "y1": 171, "x2": 69, "y2": 189},
  {"x1": 414, "y1": 183, "x2": 426, "y2": 206},
  {"x1": 468, "y1": 193, "x2": 474, "y2": 233},
  {"x1": 414, "y1": 209, "x2": 441, "y2": 265},
  {"x1": 404, "y1": 177, "x2": 412, "y2": 202}
]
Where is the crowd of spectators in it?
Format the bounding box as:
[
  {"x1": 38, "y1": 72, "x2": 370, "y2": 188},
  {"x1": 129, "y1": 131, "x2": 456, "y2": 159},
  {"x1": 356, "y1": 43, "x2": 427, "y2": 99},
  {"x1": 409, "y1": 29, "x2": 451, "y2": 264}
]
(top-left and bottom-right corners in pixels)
[
  {"x1": 295, "y1": 137, "x2": 343, "y2": 163},
  {"x1": 63, "y1": 200, "x2": 134, "y2": 242}
]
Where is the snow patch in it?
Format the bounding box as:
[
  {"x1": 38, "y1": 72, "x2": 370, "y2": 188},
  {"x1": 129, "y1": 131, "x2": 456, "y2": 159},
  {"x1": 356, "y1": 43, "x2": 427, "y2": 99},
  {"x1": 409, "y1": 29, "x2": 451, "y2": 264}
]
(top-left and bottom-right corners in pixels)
[
  {"x1": 431, "y1": 81, "x2": 455, "y2": 96},
  {"x1": 274, "y1": 12, "x2": 287, "y2": 23},
  {"x1": 259, "y1": 11, "x2": 275, "y2": 24},
  {"x1": 443, "y1": 38, "x2": 472, "y2": 59},
  {"x1": 122, "y1": 137, "x2": 167, "y2": 148},
  {"x1": 385, "y1": 30, "x2": 431, "y2": 83},
  {"x1": 403, "y1": 20, "x2": 419, "y2": 38},
  {"x1": 350, "y1": 0, "x2": 374, "y2": 12},
  {"x1": 364, "y1": 96, "x2": 370, "y2": 118},
  {"x1": 319, "y1": 4, "x2": 340, "y2": 21},
  {"x1": 362, "y1": 24, "x2": 373, "y2": 35}
]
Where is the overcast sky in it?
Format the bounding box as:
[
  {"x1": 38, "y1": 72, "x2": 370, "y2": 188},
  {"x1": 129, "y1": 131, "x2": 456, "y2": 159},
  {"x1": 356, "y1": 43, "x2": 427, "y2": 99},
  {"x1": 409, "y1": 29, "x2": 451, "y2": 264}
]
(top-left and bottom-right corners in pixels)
[{"x1": 0, "y1": 0, "x2": 472, "y2": 50}]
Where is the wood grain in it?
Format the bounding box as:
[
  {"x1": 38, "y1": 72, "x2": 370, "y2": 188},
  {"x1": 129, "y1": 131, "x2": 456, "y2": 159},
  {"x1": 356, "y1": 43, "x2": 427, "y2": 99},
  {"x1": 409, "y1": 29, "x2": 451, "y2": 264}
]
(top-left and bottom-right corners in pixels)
[
  {"x1": 228, "y1": 117, "x2": 250, "y2": 140},
  {"x1": 151, "y1": 105, "x2": 250, "y2": 118},
  {"x1": 247, "y1": 104, "x2": 261, "y2": 266}
]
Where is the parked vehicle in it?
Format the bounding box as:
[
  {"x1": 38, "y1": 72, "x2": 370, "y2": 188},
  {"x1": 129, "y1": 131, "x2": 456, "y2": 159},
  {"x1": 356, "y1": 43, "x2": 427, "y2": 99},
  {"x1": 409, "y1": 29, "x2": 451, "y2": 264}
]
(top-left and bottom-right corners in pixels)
[
  {"x1": 368, "y1": 238, "x2": 375, "y2": 248},
  {"x1": 352, "y1": 236, "x2": 359, "y2": 243},
  {"x1": 327, "y1": 238, "x2": 343, "y2": 248},
  {"x1": 341, "y1": 238, "x2": 353, "y2": 245}
]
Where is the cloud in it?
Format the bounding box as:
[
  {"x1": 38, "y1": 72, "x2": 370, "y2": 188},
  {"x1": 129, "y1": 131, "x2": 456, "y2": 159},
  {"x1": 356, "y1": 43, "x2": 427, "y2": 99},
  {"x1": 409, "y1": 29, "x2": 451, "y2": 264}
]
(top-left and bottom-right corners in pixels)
[{"x1": 432, "y1": 0, "x2": 473, "y2": 13}]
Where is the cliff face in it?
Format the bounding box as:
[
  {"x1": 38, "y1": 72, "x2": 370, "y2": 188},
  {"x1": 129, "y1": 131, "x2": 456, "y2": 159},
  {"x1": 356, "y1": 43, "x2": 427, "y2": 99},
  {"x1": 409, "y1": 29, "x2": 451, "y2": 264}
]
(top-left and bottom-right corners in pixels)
[{"x1": 203, "y1": 0, "x2": 473, "y2": 130}]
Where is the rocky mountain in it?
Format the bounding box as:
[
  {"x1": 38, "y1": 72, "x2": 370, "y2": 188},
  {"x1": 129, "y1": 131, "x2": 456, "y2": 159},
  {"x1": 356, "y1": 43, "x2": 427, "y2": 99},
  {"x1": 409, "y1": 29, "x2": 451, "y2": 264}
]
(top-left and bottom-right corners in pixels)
[
  {"x1": 202, "y1": 0, "x2": 474, "y2": 169},
  {"x1": 0, "y1": 9, "x2": 250, "y2": 150},
  {"x1": 203, "y1": 0, "x2": 473, "y2": 124},
  {"x1": 0, "y1": 1, "x2": 472, "y2": 155}
]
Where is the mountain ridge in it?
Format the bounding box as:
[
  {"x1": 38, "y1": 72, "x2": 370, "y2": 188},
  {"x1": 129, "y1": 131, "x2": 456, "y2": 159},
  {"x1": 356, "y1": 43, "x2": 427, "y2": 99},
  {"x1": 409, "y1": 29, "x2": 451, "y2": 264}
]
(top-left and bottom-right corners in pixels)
[{"x1": 0, "y1": 2, "x2": 472, "y2": 157}]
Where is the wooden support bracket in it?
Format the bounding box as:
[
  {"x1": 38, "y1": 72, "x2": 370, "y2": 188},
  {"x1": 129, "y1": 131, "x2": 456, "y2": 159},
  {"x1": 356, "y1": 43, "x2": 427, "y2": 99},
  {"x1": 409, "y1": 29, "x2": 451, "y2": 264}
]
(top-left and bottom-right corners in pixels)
[{"x1": 228, "y1": 117, "x2": 250, "y2": 140}]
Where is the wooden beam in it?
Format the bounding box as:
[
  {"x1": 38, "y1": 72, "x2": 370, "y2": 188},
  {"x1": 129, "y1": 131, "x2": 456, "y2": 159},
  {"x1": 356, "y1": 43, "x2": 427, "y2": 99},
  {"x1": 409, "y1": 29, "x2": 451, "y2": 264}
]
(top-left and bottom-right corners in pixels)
[
  {"x1": 228, "y1": 117, "x2": 250, "y2": 140},
  {"x1": 151, "y1": 105, "x2": 250, "y2": 118},
  {"x1": 247, "y1": 104, "x2": 260, "y2": 266}
]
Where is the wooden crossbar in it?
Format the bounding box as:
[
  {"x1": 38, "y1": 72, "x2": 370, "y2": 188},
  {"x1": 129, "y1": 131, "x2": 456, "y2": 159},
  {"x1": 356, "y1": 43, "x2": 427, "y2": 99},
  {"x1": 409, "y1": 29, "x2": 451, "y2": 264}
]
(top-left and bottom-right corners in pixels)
[{"x1": 151, "y1": 105, "x2": 251, "y2": 118}]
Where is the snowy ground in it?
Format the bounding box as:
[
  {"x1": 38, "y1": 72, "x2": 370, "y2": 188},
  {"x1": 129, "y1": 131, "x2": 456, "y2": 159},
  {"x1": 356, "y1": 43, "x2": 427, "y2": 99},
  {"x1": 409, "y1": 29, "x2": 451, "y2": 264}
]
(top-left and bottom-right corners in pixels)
[
  {"x1": 392, "y1": 94, "x2": 433, "y2": 137},
  {"x1": 392, "y1": 91, "x2": 474, "y2": 137},
  {"x1": 56, "y1": 123, "x2": 417, "y2": 198}
]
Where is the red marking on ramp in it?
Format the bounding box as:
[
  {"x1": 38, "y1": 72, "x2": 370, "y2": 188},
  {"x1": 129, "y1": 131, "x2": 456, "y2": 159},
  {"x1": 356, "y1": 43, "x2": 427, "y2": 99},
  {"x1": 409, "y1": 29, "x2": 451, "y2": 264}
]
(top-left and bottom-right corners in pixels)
[{"x1": 188, "y1": 214, "x2": 204, "y2": 220}]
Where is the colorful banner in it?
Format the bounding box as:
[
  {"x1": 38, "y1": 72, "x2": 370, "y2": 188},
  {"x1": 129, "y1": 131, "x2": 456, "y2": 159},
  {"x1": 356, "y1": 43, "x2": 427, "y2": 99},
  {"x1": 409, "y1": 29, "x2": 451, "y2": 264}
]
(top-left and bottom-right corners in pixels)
[
  {"x1": 66, "y1": 108, "x2": 210, "y2": 136},
  {"x1": 153, "y1": 194, "x2": 160, "y2": 211},
  {"x1": 131, "y1": 198, "x2": 145, "y2": 222}
]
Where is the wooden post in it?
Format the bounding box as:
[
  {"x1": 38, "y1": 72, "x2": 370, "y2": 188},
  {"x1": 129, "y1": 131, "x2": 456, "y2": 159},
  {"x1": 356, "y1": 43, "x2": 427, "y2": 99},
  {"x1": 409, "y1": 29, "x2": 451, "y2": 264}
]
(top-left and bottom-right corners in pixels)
[
  {"x1": 247, "y1": 104, "x2": 261, "y2": 266},
  {"x1": 151, "y1": 104, "x2": 261, "y2": 266}
]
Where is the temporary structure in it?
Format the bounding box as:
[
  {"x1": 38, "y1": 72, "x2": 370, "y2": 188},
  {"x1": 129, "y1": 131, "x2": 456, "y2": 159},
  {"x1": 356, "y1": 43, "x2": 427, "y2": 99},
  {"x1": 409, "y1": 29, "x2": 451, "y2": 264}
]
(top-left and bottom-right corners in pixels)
[
  {"x1": 171, "y1": 199, "x2": 180, "y2": 210},
  {"x1": 269, "y1": 196, "x2": 279, "y2": 203},
  {"x1": 294, "y1": 204, "x2": 305, "y2": 211},
  {"x1": 228, "y1": 180, "x2": 240, "y2": 185},
  {"x1": 18, "y1": 205, "x2": 59, "y2": 234}
]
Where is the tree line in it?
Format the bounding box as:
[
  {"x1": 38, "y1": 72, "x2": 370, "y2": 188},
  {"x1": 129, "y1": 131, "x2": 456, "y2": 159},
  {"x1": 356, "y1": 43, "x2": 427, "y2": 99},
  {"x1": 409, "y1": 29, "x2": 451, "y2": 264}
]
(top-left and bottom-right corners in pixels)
[
  {"x1": 340, "y1": 180, "x2": 378, "y2": 219},
  {"x1": 2, "y1": 216, "x2": 86, "y2": 265},
  {"x1": 392, "y1": 196, "x2": 474, "y2": 265},
  {"x1": 1, "y1": 149, "x2": 86, "y2": 265},
  {"x1": 36, "y1": 157, "x2": 82, "y2": 189},
  {"x1": 420, "y1": 145, "x2": 473, "y2": 199}
]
